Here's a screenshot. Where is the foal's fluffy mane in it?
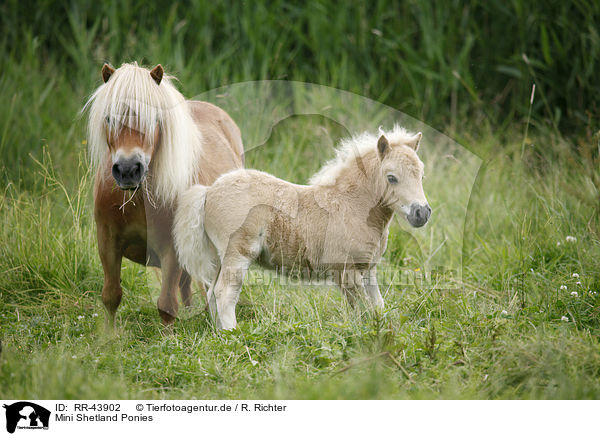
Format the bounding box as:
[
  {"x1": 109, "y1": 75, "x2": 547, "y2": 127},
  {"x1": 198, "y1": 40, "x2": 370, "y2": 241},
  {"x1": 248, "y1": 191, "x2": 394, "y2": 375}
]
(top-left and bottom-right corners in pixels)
[
  {"x1": 83, "y1": 62, "x2": 202, "y2": 205},
  {"x1": 309, "y1": 124, "x2": 417, "y2": 186}
]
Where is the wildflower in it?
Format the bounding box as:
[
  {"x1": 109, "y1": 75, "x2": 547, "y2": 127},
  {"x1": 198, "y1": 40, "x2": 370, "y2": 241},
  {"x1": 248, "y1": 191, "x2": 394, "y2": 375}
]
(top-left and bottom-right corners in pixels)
[
  {"x1": 570, "y1": 291, "x2": 578, "y2": 297},
  {"x1": 565, "y1": 236, "x2": 577, "y2": 243},
  {"x1": 501, "y1": 310, "x2": 508, "y2": 315},
  {"x1": 576, "y1": 281, "x2": 582, "y2": 285},
  {"x1": 561, "y1": 316, "x2": 569, "y2": 322},
  {"x1": 560, "y1": 285, "x2": 567, "y2": 290},
  {"x1": 572, "y1": 273, "x2": 579, "y2": 278},
  {"x1": 92, "y1": 313, "x2": 99, "y2": 318},
  {"x1": 556, "y1": 242, "x2": 561, "y2": 246},
  {"x1": 591, "y1": 291, "x2": 598, "y2": 296},
  {"x1": 77, "y1": 315, "x2": 85, "y2": 320},
  {"x1": 72, "y1": 355, "x2": 77, "y2": 359}
]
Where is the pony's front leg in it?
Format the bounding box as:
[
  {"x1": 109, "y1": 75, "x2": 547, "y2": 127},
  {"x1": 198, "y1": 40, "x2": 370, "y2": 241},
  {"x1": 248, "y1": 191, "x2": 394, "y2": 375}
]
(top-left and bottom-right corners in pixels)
[
  {"x1": 97, "y1": 223, "x2": 123, "y2": 330},
  {"x1": 157, "y1": 247, "x2": 182, "y2": 325},
  {"x1": 363, "y1": 268, "x2": 384, "y2": 309}
]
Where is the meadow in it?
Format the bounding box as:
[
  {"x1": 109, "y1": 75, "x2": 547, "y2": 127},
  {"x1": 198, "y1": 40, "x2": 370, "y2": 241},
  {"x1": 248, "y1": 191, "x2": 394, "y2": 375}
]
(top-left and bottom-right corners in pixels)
[{"x1": 1, "y1": 1, "x2": 600, "y2": 399}]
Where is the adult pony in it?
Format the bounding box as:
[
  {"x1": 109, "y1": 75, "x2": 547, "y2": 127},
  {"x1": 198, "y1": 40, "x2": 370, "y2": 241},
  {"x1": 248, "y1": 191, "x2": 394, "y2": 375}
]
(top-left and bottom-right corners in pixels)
[
  {"x1": 174, "y1": 125, "x2": 431, "y2": 330},
  {"x1": 84, "y1": 62, "x2": 244, "y2": 326}
]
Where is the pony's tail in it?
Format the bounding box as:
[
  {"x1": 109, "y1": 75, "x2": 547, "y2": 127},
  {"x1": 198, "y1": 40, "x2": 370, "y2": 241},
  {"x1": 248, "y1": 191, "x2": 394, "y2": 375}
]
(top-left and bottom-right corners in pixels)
[{"x1": 174, "y1": 185, "x2": 217, "y2": 284}]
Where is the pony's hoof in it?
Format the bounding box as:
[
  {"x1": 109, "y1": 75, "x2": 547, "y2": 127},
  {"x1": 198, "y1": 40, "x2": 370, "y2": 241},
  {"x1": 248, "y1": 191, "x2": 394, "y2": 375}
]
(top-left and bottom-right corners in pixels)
[{"x1": 158, "y1": 309, "x2": 176, "y2": 326}]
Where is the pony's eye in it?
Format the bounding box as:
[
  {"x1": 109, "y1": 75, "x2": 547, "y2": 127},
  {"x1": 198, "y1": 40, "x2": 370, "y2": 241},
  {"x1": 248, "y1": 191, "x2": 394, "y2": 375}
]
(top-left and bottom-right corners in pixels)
[
  {"x1": 387, "y1": 174, "x2": 398, "y2": 184},
  {"x1": 104, "y1": 115, "x2": 111, "y2": 125}
]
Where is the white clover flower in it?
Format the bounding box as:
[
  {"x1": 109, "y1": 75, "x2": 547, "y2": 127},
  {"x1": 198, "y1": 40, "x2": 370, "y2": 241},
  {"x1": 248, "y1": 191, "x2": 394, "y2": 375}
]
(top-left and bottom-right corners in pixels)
[
  {"x1": 560, "y1": 285, "x2": 567, "y2": 290},
  {"x1": 561, "y1": 316, "x2": 569, "y2": 322},
  {"x1": 77, "y1": 315, "x2": 85, "y2": 320},
  {"x1": 566, "y1": 236, "x2": 577, "y2": 243},
  {"x1": 556, "y1": 241, "x2": 561, "y2": 246},
  {"x1": 501, "y1": 310, "x2": 508, "y2": 315},
  {"x1": 92, "y1": 313, "x2": 99, "y2": 318},
  {"x1": 572, "y1": 273, "x2": 579, "y2": 278},
  {"x1": 576, "y1": 281, "x2": 582, "y2": 285},
  {"x1": 571, "y1": 291, "x2": 578, "y2": 297}
]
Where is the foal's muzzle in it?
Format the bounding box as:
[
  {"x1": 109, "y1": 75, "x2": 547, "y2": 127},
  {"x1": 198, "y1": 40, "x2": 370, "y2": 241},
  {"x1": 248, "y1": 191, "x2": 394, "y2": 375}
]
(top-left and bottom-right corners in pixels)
[
  {"x1": 407, "y1": 202, "x2": 432, "y2": 228},
  {"x1": 112, "y1": 157, "x2": 147, "y2": 190}
]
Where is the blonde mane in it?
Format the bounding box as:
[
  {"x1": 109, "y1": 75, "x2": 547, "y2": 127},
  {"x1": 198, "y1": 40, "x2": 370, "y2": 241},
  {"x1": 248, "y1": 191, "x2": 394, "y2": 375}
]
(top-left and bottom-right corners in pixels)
[
  {"x1": 83, "y1": 62, "x2": 202, "y2": 205},
  {"x1": 309, "y1": 124, "x2": 418, "y2": 186}
]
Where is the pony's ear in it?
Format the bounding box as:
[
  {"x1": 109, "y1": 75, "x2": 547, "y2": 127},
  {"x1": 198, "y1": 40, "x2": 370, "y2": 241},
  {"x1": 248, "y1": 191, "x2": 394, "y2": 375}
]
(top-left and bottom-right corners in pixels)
[
  {"x1": 407, "y1": 132, "x2": 422, "y2": 152},
  {"x1": 101, "y1": 63, "x2": 115, "y2": 83},
  {"x1": 377, "y1": 135, "x2": 389, "y2": 159},
  {"x1": 150, "y1": 64, "x2": 164, "y2": 85}
]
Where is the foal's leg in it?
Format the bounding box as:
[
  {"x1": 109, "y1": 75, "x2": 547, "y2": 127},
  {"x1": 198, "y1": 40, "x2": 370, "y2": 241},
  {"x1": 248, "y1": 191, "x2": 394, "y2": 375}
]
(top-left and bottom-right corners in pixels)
[
  {"x1": 156, "y1": 247, "x2": 183, "y2": 325},
  {"x1": 337, "y1": 268, "x2": 367, "y2": 308},
  {"x1": 211, "y1": 256, "x2": 250, "y2": 330},
  {"x1": 206, "y1": 263, "x2": 221, "y2": 322},
  {"x1": 97, "y1": 224, "x2": 123, "y2": 330},
  {"x1": 363, "y1": 268, "x2": 384, "y2": 309}
]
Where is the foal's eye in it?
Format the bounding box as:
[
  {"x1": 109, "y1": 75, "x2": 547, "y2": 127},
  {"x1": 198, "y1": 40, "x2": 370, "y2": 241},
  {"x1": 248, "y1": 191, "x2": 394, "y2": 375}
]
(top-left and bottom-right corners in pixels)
[
  {"x1": 104, "y1": 115, "x2": 111, "y2": 124},
  {"x1": 387, "y1": 175, "x2": 398, "y2": 184}
]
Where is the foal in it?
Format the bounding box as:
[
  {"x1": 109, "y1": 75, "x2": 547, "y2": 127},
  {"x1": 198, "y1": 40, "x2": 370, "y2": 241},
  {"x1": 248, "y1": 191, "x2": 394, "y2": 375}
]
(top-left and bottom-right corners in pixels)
[{"x1": 174, "y1": 126, "x2": 431, "y2": 330}]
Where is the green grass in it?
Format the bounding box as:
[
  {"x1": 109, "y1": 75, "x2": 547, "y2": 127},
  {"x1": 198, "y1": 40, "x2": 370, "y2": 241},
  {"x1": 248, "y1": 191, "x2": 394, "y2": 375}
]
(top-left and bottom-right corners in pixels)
[
  {"x1": 1, "y1": 112, "x2": 600, "y2": 399},
  {"x1": 2, "y1": 0, "x2": 600, "y2": 400}
]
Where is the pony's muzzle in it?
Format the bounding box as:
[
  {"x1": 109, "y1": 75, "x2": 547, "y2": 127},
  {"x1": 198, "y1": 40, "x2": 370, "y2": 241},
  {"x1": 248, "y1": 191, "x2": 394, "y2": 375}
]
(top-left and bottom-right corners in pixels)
[
  {"x1": 112, "y1": 157, "x2": 147, "y2": 190},
  {"x1": 407, "y1": 202, "x2": 431, "y2": 228}
]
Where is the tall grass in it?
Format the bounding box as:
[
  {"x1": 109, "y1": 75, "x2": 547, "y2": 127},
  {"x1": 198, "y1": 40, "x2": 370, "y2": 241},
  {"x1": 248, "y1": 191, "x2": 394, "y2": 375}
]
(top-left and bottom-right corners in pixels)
[{"x1": 1, "y1": 0, "x2": 599, "y2": 184}]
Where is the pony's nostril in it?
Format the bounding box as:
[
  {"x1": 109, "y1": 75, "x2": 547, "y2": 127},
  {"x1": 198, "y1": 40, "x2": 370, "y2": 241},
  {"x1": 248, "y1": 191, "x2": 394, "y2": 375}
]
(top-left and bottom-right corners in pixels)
[
  {"x1": 132, "y1": 162, "x2": 142, "y2": 178},
  {"x1": 415, "y1": 208, "x2": 422, "y2": 218},
  {"x1": 112, "y1": 163, "x2": 122, "y2": 179}
]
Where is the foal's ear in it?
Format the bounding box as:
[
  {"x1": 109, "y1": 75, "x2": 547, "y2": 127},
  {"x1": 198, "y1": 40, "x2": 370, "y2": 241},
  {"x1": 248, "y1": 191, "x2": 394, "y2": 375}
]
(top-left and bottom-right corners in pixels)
[
  {"x1": 406, "y1": 132, "x2": 423, "y2": 152},
  {"x1": 101, "y1": 63, "x2": 115, "y2": 83},
  {"x1": 377, "y1": 135, "x2": 389, "y2": 159},
  {"x1": 150, "y1": 64, "x2": 164, "y2": 85}
]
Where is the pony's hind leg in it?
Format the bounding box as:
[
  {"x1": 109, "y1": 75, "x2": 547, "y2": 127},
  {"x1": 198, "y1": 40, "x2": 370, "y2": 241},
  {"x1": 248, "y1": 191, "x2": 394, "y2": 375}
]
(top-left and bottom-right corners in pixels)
[
  {"x1": 179, "y1": 270, "x2": 193, "y2": 307},
  {"x1": 156, "y1": 247, "x2": 183, "y2": 326},
  {"x1": 97, "y1": 224, "x2": 123, "y2": 330},
  {"x1": 211, "y1": 256, "x2": 250, "y2": 330}
]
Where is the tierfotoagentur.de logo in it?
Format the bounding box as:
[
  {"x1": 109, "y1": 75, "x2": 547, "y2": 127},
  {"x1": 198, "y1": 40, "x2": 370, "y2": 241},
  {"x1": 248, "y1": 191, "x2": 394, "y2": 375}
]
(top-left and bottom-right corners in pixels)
[{"x1": 2, "y1": 402, "x2": 50, "y2": 434}]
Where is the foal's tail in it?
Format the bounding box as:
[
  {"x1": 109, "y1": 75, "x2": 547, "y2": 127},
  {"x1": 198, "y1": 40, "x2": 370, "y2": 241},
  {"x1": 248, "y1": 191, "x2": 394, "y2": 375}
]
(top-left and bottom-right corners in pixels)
[{"x1": 174, "y1": 185, "x2": 217, "y2": 284}]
